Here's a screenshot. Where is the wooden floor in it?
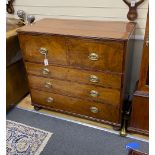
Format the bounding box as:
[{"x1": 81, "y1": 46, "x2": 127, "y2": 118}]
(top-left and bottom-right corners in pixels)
[{"x1": 17, "y1": 94, "x2": 149, "y2": 141}]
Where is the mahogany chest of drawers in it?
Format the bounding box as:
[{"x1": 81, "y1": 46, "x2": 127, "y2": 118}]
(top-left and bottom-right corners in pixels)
[{"x1": 17, "y1": 19, "x2": 136, "y2": 128}]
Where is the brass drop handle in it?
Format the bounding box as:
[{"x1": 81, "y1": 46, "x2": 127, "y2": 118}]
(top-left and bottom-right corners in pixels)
[
  {"x1": 46, "y1": 97, "x2": 54, "y2": 103},
  {"x1": 44, "y1": 81, "x2": 52, "y2": 88},
  {"x1": 90, "y1": 107, "x2": 99, "y2": 113},
  {"x1": 89, "y1": 75, "x2": 99, "y2": 83},
  {"x1": 90, "y1": 90, "x2": 99, "y2": 97},
  {"x1": 39, "y1": 47, "x2": 48, "y2": 55},
  {"x1": 42, "y1": 68, "x2": 50, "y2": 75},
  {"x1": 88, "y1": 53, "x2": 99, "y2": 61}
]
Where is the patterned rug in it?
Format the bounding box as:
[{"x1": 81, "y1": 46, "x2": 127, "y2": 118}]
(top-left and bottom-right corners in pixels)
[{"x1": 6, "y1": 120, "x2": 52, "y2": 155}]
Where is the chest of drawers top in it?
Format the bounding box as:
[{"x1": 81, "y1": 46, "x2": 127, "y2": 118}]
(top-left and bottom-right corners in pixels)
[{"x1": 17, "y1": 18, "x2": 135, "y2": 41}]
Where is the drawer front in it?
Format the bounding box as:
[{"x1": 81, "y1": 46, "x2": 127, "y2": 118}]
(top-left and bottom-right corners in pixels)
[
  {"x1": 18, "y1": 34, "x2": 67, "y2": 65},
  {"x1": 68, "y1": 38, "x2": 124, "y2": 73},
  {"x1": 31, "y1": 89, "x2": 120, "y2": 123},
  {"x1": 26, "y1": 62, "x2": 122, "y2": 89},
  {"x1": 28, "y1": 75, "x2": 121, "y2": 106}
]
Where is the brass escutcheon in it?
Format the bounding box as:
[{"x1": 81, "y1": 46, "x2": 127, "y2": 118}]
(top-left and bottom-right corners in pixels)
[
  {"x1": 88, "y1": 53, "x2": 99, "y2": 61},
  {"x1": 90, "y1": 90, "x2": 99, "y2": 97},
  {"x1": 89, "y1": 75, "x2": 99, "y2": 83},
  {"x1": 46, "y1": 97, "x2": 54, "y2": 103},
  {"x1": 39, "y1": 47, "x2": 48, "y2": 55},
  {"x1": 44, "y1": 81, "x2": 52, "y2": 88},
  {"x1": 42, "y1": 68, "x2": 49, "y2": 75},
  {"x1": 90, "y1": 107, "x2": 99, "y2": 113}
]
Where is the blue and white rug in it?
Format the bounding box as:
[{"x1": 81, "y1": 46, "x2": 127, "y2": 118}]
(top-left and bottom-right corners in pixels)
[{"x1": 6, "y1": 120, "x2": 52, "y2": 155}]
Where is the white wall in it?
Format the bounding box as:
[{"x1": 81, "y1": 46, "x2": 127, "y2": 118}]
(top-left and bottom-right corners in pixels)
[{"x1": 7, "y1": 0, "x2": 148, "y2": 38}]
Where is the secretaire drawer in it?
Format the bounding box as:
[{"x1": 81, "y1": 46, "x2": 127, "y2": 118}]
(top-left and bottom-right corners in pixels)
[
  {"x1": 68, "y1": 38, "x2": 124, "y2": 73},
  {"x1": 26, "y1": 62, "x2": 122, "y2": 89},
  {"x1": 28, "y1": 75, "x2": 121, "y2": 106},
  {"x1": 31, "y1": 89, "x2": 120, "y2": 123},
  {"x1": 18, "y1": 34, "x2": 67, "y2": 65}
]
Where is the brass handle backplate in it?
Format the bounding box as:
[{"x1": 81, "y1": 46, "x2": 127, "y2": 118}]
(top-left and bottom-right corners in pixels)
[
  {"x1": 46, "y1": 97, "x2": 54, "y2": 103},
  {"x1": 89, "y1": 75, "x2": 99, "y2": 83},
  {"x1": 88, "y1": 53, "x2": 99, "y2": 61},
  {"x1": 90, "y1": 90, "x2": 99, "y2": 97},
  {"x1": 42, "y1": 68, "x2": 50, "y2": 75},
  {"x1": 44, "y1": 81, "x2": 52, "y2": 88},
  {"x1": 39, "y1": 47, "x2": 48, "y2": 55},
  {"x1": 90, "y1": 107, "x2": 99, "y2": 113}
]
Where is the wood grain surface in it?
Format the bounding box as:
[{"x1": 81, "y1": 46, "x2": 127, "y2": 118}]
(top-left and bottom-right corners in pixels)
[
  {"x1": 25, "y1": 62, "x2": 122, "y2": 89},
  {"x1": 128, "y1": 93, "x2": 149, "y2": 135},
  {"x1": 17, "y1": 18, "x2": 136, "y2": 40},
  {"x1": 28, "y1": 75, "x2": 121, "y2": 106},
  {"x1": 31, "y1": 89, "x2": 120, "y2": 124}
]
